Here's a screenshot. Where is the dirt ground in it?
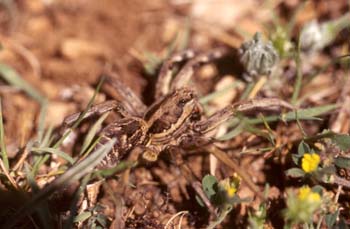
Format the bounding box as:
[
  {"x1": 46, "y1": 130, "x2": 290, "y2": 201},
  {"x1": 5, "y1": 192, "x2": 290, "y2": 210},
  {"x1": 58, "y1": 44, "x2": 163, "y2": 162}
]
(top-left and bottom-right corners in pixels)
[{"x1": 0, "y1": 0, "x2": 350, "y2": 228}]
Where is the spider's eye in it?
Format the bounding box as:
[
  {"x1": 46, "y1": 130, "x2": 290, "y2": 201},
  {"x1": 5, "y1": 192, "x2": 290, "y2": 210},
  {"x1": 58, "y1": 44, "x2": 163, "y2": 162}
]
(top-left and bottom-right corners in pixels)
[{"x1": 178, "y1": 99, "x2": 189, "y2": 107}]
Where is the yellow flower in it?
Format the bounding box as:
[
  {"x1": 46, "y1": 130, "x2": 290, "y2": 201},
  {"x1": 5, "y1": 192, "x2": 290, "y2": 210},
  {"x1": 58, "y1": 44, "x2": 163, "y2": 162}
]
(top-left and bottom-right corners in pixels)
[
  {"x1": 301, "y1": 153, "x2": 320, "y2": 173},
  {"x1": 226, "y1": 187, "x2": 237, "y2": 198},
  {"x1": 285, "y1": 186, "x2": 322, "y2": 223},
  {"x1": 218, "y1": 174, "x2": 241, "y2": 203},
  {"x1": 220, "y1": 178, "x2": 238, "y2": 198},
  {"x1": 298, "y1": 186, "x2": 321, "y2": 203}
]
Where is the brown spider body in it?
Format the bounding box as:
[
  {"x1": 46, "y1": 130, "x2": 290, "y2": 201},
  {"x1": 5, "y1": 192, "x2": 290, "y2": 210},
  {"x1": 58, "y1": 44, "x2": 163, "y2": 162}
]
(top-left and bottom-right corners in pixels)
[
  {"x1": 62, "y1": 47, "x2": 293, "y2": 198},
  {"x1": 95, "y1": 87, "x2": 201, "y2": 168}
]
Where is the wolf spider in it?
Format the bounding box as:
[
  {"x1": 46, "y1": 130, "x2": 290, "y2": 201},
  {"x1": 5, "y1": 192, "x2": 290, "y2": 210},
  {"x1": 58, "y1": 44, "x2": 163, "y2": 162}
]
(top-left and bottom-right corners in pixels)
[{"x1": 62, "y1": 47, "x2": 292, "y2": 200}]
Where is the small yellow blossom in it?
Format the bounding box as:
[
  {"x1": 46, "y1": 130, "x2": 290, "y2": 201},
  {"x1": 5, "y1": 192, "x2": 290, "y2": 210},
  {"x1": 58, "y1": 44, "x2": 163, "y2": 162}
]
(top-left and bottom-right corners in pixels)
[
  {"x1": 298, "y1": 186, "x2": 321, "y2": 203},
  {"x1": 284, "y1": 186, "x2": 322, "y2": 223},
  {"x1": 301, "y1": 153, "x2": 320, "y2": 173},
  {"x1": 218, "y1": 174, "x2": 241, "y2": 204},
  {"x1": 220, "y1": 178, "x2": 238, "y2": 198},
  {"x1": 226, "y1": 187, "x2": 237, "y2": 198}
]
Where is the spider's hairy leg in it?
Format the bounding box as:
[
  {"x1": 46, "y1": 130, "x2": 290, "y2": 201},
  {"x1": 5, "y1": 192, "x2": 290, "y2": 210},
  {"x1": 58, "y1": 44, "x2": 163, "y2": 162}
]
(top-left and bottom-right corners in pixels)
[
  {"x1": 156, "y1": 49, "x2": 196, "y2": 98},
  {"x1": 101, "y1": 73, "x2": 147, "y2": 117},
  {"x1": 169, "y1": 47, "x2": 231, "y2": 92},
  {"x1": 168, "y1": 146, "x2": 217, "y2": 216},
  {"x1": 61, "y1": 100, "x2": 130, "y2": 131},
  {"x1": 194, "y1": 98, "x2": 294, "y2": 134}
]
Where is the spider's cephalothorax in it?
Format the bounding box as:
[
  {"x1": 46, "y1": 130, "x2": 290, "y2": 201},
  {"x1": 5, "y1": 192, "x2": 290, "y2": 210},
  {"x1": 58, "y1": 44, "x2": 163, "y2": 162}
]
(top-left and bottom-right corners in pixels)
[{"x1": 96, "y1": 87, "x2": 201, "y2": 168}]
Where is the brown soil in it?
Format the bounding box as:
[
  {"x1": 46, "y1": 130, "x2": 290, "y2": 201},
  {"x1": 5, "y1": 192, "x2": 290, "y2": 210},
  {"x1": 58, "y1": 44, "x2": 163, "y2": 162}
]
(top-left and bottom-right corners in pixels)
[{"x1": 0, "y1": 0, "x2": 350, "y2": 228}]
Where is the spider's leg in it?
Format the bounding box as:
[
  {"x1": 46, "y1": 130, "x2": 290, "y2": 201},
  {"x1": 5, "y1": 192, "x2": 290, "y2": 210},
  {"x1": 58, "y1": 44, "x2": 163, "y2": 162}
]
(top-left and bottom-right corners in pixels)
[
  {"x1": 156, "y1": 49, "x2": 196, "y2": 98},
  {"x1": 194, "y1": 98, "x2": 294, "y2": 134},
  {"x1": 170, "y1": 47, "x2": 230, "y2": 92},
  {"x1": 62, "y1": 100, "x2": 129, "y2": 130},
  {"x1": 101, "y1": 73, "x2": 147, "y2": 117},
  {"x1": 167, "y1": 146, "x2": 217, "y2": 216}
]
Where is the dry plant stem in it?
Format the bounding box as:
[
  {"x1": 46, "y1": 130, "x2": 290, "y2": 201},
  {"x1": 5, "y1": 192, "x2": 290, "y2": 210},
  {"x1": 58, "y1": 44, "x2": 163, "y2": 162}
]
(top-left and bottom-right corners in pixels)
[
  {"x1": 0, "y1": 158, "x2": 18, "y2": 189},
  {"x1": 204, "y1": 145, "x2": 264, "y2": 200},
  {"x1": 335, "y1": 185, "x2": 342, "y2": 203},
  {"x1": 12, "y1": 144, "x2": 30, "y2": 171},
  {"x1": 164, "y1": 211, "x2": 189, "y2": 229},
  {"x1": 191, "y1": 181, "x2": 217, "y2": 215},
  {"x1": 247, "y1": 76, "x2": 267, "y2": 99}
]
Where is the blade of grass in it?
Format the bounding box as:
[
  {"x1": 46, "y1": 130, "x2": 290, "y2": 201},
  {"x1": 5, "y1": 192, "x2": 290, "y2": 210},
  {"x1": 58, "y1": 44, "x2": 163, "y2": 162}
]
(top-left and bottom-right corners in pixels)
[
  {"x1": 4, "y1": 138, "x2": 115, "y2": 228},
  {"x1": 250, "y1": 104, "x2": 337, "y2": 124},
  {"x1": 79, "y1": 112, "x2": 109, "y2": 155},
  {"x1": 217, "y1": 119, "x2": 244, "y2": 141},
  {"x1": 93, "y1": 160, "x2": 136, "y2": 178},
  {"x1": 291, "y1": 36, "x2": 302, "y2": 105},
  {"x1": 219, "y1": 104, "x2": 338, "y2": 141},
  {"x1": 82, "y1": 136, "x2": 102, "y2": 158},
  {"x1": 0, "y1": 63, "x2": 46, "y2": 104},
  {"x1": 53, "y1": 76, "x2": 105, "y2": 148},
  {"x1": 31, "y1": 147, "x2": 75, "y2": 165},
  {"x1": 37, "y1": 99, "x2": 48, "y2": 144},
  {"x1": 0, "y1": 63, "x2": 50, "y2": 147},
  {"x1": 39, "y1": 125, "x2": 54, "y2": 148},
  {"x1": 240, "y1": 82, "x2": 254, "y2": 100},
  {"x1": 32, "y1": 76, "x2": 106, "y2": 175},
  {"x1": 0, "y1": 98, "x2": 9, "y2": 170}
]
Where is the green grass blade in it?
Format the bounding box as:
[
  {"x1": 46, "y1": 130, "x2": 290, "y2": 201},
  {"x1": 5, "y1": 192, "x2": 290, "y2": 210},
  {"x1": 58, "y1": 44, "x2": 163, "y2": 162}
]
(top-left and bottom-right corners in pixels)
[
  {"x1": 219, "y1": 104, "x2": 338, "y2": 141},
  {"x1": 93, "y1": 160, "x2": 136, "y2": 178},
  {"x1": 79, "y1": 112, "x2": 109, "y2": 155},
  {"x1": 31, "y1": 147, "x2": 75, "y2": 165},
  {"x1": 37, "y1": 99, "x2": 49, "y2": 144},
  {"x1": 291, "y1": 36, "x2": 302, "y2": 105},
  {"x1": 217, "y1": 119, "x2": 244, "y2": 141},
  {"x1": 0, "y1": 63, "x2": 46, "y2": 104},
  {"x1": 0, "y1": 98, "x2": 9, "y2": 170},
  {"x1": 53, "y1": 76, "x2": 105, "y2": 149},
  {"x1": 31, "y1": 77, "x2": 106, "y2": 175},
  {"x1": 0, "y1": 63, "x2": 49, "y2": 146},
  {"x1": 249, "y1": 104, "x2": 338, "y2": 124},
  {"x1": 240, "y1": 82, "x2": 254, "y2": 100},
  {"x1": 39, "y1": 125, "x2": 54, "y2": 148},
  {"x1": 3, "y1": 138, "x2": 115, "y2": 228}
]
